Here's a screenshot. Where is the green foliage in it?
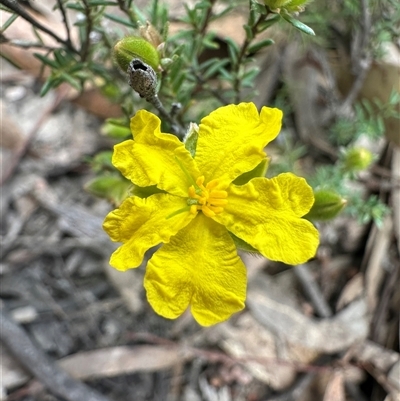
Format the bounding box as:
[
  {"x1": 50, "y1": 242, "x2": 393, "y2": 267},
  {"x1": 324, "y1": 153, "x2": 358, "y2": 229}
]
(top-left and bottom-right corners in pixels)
[
  {"x1": 0, "y1": 0, "x2": 315, "y2": 122},
  {"x1": 309, "y1": 164, "x2": 389, "y2": 227},
  {"x1": 1, "y1": 0, "x2": 394, "y2": 227},
  {"x1": 330, "y1": 93, "x2": 400, "y2": 146}
]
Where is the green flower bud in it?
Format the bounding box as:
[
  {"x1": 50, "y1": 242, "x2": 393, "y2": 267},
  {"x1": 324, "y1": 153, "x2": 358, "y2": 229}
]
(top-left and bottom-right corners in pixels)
[
  {"x1": 184, "y1": 123, "x2": 199, "y2": 158},
  {"x1": 285, "y1": 0, "x2": 312, "y2": 11},
  {"x1": 341, "y1": 147, "x2": 374, "y2": 173},
  {"x1": 139, "y1": 22, "x2": 163, "y2": 49},
  {"x1": 263, "y1": 0, "x2": 311, "y2": 12},
  {"x1": 304, "y1": 189, "x2": 347, "y2": 221},
  {"x1": 113, "y1": 36, "x2": 160, "y2": 73},
  {"x1": 264, "y1": 0, "x2": 292, "y2": 9}
]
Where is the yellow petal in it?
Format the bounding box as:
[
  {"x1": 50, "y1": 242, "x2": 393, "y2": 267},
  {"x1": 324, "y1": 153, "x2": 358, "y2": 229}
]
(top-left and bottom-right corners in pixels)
[
  {"x1": 144, "y1": 214, "x2": 247, "y2": 326},
  {"x1": 103, "y1": 193, "x2": 195, "y2": 271},
  {"x1": 195, "y1": 103, "x2": 282, "y2": 184},
  {"x1": 214, "y1": 173, "x2": 319, "y2": 265},
  {"x1": 112, "y1": 110, "x2": 200, "y2": 197}
]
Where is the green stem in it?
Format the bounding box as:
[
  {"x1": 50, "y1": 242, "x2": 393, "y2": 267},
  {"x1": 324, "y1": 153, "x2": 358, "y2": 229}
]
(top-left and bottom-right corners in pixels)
[{"x1": 233, "y1": 6, "x2": 269, "y2": 103}]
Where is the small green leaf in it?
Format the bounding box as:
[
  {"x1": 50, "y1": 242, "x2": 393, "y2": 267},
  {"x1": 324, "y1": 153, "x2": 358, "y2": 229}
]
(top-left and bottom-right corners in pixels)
[
  {"x1": 103, "y1": 13, "x2": 137, "y2": 28},
  {"x1": 88, "y1": 0, "x2": 117, "y2": 5},
  {"x1": 85, "y1": 175, "x2": 131, "y2": 205},
  {"x1": 53, "y1": 49, "x2": 69, "y2": 66},
  {"x1": 101, "y1": 119, "x2": 131, "y2": 139},
  {"x1": 1, "y1": 13, "x2": 18, "y2": 33},
  {"x1": 202, "y1": 58, "x2": 230, "y2": 79},
  {"x1": 240, "y1": 66, "x2": 260, "y2": 87},
  {"x1": 248, "y1": 39, "x2": 275, "y2": 54},
  {"x1": 34, "y1": 53, "x2": 59, "y2": 68},
  {"x1": 90, "y1": 151, "x2": 114, "y2": 172},
  {"x1": 66, "y1": 3, "x2": 85, "y2": 11},
  {"x1": 282, "y1": 13, "x2": 315, "y2": 36},
  {"x1": 243, "y1": 24, "x2": 254, "y2": 41},
  {"x1": 257, "y1": 14, "x2": 281, "y2": 31},
  {"x1": 60, "y1": 72, "x2": 82, "y2": 91},
  {"x1": 202, "y1": 33, "x2": 220, "y2": 49},
  {"x1": 250, "y1": 0, "x2": 268, "y2": 15},
  {"x1": 39, "y1": 78, "x2": 56, "y2": 96},
  {"x1": 225, "y1": 37, "x2": 240, "y2": 66}
]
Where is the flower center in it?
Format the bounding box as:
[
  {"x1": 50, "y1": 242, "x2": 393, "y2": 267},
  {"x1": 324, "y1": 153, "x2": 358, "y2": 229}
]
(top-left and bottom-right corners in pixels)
[{"x1": 188, "y1": 176, "x2": 228, "y2": 218}]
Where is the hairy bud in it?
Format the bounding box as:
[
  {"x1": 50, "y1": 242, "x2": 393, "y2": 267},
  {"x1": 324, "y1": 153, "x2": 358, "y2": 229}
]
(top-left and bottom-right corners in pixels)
[
  {"x1": 113, "y1": 36, "x2": 160, "y2": 73},
  {"x1": 304, "y1": 189, "x2": 347, "y2": 221}
]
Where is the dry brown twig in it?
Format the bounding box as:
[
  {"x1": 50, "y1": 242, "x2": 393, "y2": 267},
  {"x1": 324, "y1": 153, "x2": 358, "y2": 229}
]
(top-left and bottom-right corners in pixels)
[{"x1": 0, "y1": 306, "x2": 112, "y2": 401}]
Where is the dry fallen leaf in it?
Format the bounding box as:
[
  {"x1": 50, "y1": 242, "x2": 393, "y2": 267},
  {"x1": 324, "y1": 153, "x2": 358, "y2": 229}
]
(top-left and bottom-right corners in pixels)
[
  {"x1": 323, "y1": 370, "x2": 345, "y2": 401},
  {"x1": 336, "y1": 273, "x2": 364, "y2": 311},
  {"x1": 59, "y1": 345, "x2": 183, "y2": 380},
  {"x1": 247, "y1": 274, "x2": 369, "y2": 354}
]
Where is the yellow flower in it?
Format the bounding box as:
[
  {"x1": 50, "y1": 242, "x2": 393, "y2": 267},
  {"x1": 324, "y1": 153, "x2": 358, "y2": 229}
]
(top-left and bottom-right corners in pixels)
[{"x1": 103, "y1": 103, "x2": 319, "y2": 326}]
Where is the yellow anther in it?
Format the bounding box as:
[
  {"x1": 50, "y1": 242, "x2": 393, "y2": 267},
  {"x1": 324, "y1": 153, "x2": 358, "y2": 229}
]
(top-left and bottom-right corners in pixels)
[
  {"x1": 202, "y1": 205, "x2": 216, "y2": 218},
  {"x1": 187, "y1": 177, "x2": 228, "y2": 217},
  {"x1": 206, "y1": 179, "x2": 220, "y2": 189},
  {"x1": 208, "y1": 198, "x2": 228, "y2": 207},
  {"x1": 188, "y1": 185, "x2": 197, "y2": 198},
  {"x1": 196, "y1": 176, "x2": 205, "y2": 187},
  {"x1": 210, "y1": 190, "x2": 227, "y2": 198}
]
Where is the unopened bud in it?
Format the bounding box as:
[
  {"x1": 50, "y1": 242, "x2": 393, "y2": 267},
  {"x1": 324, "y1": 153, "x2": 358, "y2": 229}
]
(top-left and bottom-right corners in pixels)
[
  {"x1": 304, "y1": 189, "x2": 347, "y2": 221},
  {"x1": 263, "y1": 0, "x2": 311, "y2": 12},
  {"x1": 341, "y1": 147, "x2": 373, "y2": 173},
  {"x1": 127, "y1": 59, "x2": 158, "y2": 101},
  {"x1": 139, "y1": 21, "x2": 163, "y2": 49},
  {"x1": 113, "y1": 36, "x2": 160, "y2": 73},
  {"x1": 184, "y1": 123, "x2": 199, "y2": 157}
]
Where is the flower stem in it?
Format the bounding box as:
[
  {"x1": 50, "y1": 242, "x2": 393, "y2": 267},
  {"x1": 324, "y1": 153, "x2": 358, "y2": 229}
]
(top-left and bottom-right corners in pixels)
[{"x1": 147, "y1": 94, "x2": 185, "y2": 139}]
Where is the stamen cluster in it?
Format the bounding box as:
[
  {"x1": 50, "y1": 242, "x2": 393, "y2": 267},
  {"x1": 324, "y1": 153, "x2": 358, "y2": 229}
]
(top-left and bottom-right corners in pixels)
[{"x1": 188, "y1": 176, "x2": 228, "y2": 217}]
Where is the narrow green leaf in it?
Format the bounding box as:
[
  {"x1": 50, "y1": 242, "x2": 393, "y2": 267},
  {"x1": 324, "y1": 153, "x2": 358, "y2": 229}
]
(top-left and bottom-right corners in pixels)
[
  {"x1": 211, "y1": 6, "x2": 234, "y2": 20},
  {"x1": 88, "y1": 0, "x2": 117, "y2": 5},
  {"x1": 66, "y1": 3, "x2": 85, "y2": 11},
  {"x1": 243, "y1": 24, "x2": 254, "y2": 41},
  {"x1": 240, "y1": 66, "x2": 260, "y2": 87},
  {"x1": 103, "y1": 13, "x2": 137, "y2": 27},
  {"x1": 32, "y1": 27, "x2": 45, "y2": 44},
  {"x1": 225, "y1": 37, "x2": 240, "y2": 66},
  {"x1": 172, "y1": 72, "x2": 186, "y2": 94},
  {"x1": 40, "y1": 78, "x2": 56, "y2": 96},
  {"x1": 60, "y1": 72, "x2": 82, "y2": 91},
  {"x1": 257, "y1": 14, "x2": 281, "y2": 32},
  {"x1": 1, "y1": 13, "x2": 18, "y2": 33},
  {"x1": 202, "y1": 58, "x2": 230, "y2": 79},
  {"x1": 248, "y1": 38, "x2": 274, "y2": 54},
  {"x1": 282, "y1": 13, "x2": 315, "y2": 36},
  {"x1": 250, "y1": 0, "x2": 268, "y2": 15},
  {"x1": 218, "y1": 67, "x2": 233, "y2": 82},
  {"x1": 202, "y1": 34, "x2": 220, "y2": 49},
  {"x1": 53, "y1": 49, "x2": 68, "y2": 66},
  {"x1": 34, "y1": 53, "x2": 59, "y2": 68}
]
